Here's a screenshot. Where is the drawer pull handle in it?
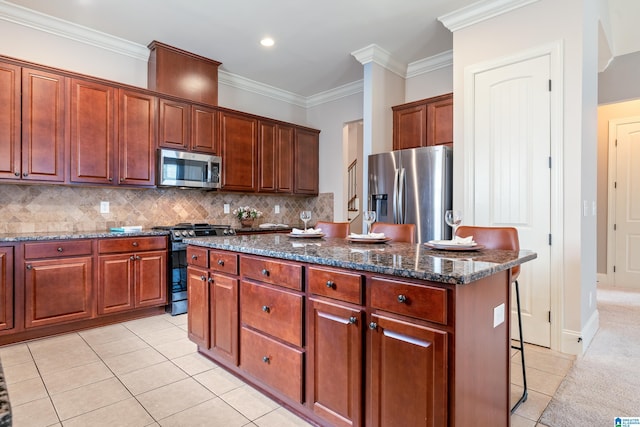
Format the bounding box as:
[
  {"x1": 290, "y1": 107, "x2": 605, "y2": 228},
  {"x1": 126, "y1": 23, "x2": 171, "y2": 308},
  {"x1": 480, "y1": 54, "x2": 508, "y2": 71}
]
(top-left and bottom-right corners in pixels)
[
  {"x1": 262, "y1": 305, "x2": 270, "y2": 313},
  {"x1": 349, "y1": 316, "x2": 357, "y2": 324},
  {"x1": 397, "y1": 294, "x2": 407, "y2": 303},
  {"x1": 325, "y1": 280, "x2": 335, "y2": 289},
  {"x1": 261, "y1": 268, "x2": 269, "y2": 276},
  {"x1": 132, "y1": 242, "x2": 139, "y2": 247},
  {"x1": 369, "y1": 322, "x2": 377, "y2": 330},
  {"x1": 191, "y1": 254, "x2": 198, "y2": 260},
  {"x1": 57, "y1": 247, "x2": 63, "y2": 252},
  {"x1": 262, "y1": 356, "x2": 270, "y2": 363},
  {"x1": 217, "y1": 259, "x2": 224, "y2": 266}
]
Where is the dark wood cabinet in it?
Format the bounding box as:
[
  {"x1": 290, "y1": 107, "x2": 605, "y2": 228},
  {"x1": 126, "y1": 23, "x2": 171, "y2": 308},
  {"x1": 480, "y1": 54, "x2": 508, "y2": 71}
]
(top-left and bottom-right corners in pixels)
[
  {"x1": 191, "y1": 105, "x2": 219, "y2": 154},
  {"x1": 158, "y1": 98, "x2": 190, "y2": 150},
  {"x1": 118, "y1": 89, "x2": 157, "y2": 186},
  {"x1": 294, "y1": 127, "x2": 320, "y2": 195},
  {"x1": 69, "y1": 78, "x2": 117, "y2": 184},
  {"x1": 187, "y1": 265, "x2": 210, "y2": 348},
  {"x1": 393, "y1": 93, "x2": 453, "y2": 150},
  {"x1": 0, "y1": 247, "x2": 14, "y2": 332},
  {"x1": 209, "y1": 272, "x2": 239, "y2": 365},
  {"x1": 258, "y1": 121, "x2": 294, "y2": 193},
  {"x1": 220, "y1": 109, "x2": 257, "y2": 192},
  {"x1": 0, "y1": 63, "x2": 21, "y2": 181},
  {"x1": 24, "y1": 240, "x2": 94, "y2": 328}
]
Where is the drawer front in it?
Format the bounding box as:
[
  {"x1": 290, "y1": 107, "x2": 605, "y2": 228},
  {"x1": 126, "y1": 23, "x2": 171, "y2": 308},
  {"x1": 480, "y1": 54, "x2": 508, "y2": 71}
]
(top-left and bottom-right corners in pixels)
[
  {"x1": 240, "y1": 326, "x2": 303, "y2": 403},
  {"x1": 240, "y1": 280, "x2": 303, "y2": 346},
  {"x1": 308, "y1": 266, "x2": 362, "y2": 304},
  {"x1": 241, "y1": 255, "x2": 302, "y2": 291},
  {"x1": 98, "y1": 236, "x2": 166, "y2": 254},
  {"x1": 370, "y1": 277, "x2": 447, "y2": 325},
  {"x1": 24, "y1": 240, "x2": 93, "y2": 259},
  {"x1": 186, "y1": 246, "x2": 209, "y2": 268},
  {"x1": 209, "y1": 250, "x2": 238, "y2": 275}
]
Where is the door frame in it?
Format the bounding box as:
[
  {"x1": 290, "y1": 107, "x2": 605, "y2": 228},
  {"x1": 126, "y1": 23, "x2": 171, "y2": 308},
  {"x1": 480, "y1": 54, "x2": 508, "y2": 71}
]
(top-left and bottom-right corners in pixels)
[
  {"x1": 463, "y1": 41, "x2": 564, "y2": 351},
  {"x1": 606, "y1": 116, "x2": 640, "y2": 286}
]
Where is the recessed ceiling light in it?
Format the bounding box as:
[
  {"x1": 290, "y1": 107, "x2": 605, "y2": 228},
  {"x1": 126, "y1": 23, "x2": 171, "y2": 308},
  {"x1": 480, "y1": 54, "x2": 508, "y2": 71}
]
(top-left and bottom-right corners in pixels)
[{"x1": 260, "y1": 37, "x2": 275, "y2": 47}]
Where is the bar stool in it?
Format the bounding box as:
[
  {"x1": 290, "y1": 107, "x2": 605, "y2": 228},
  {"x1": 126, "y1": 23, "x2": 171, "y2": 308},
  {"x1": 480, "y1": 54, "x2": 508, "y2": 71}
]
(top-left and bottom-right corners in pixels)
[
  {"x1": 455, "y1": 225, "x2": 528, "y2": 413},
  {"x1": 314, "y1": 221, "x2": 350, "y2": 238},
  {"x1": 370, "y1": 222, "x2": 416, "y2": 243}
]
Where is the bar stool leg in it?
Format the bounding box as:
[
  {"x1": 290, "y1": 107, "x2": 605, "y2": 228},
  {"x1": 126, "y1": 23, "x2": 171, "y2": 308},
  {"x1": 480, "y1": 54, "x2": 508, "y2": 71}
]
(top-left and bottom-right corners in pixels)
[{"x1": 511, "y1": 280, "x2": 528, "y2": 414}]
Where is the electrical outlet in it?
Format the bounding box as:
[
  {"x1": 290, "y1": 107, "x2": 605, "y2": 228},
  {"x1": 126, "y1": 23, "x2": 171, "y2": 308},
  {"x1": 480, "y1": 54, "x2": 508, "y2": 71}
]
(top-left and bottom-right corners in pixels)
[
  {"x1": 493, "y1": 303, "x2": 505, "y2": 328},
  {"x1": 275, "y1": 205, "x2": 280, "y2": 214},
  {"x1": 224, "y1": 204, "x2": 230, "y2": 214},
  {"x1": 100, "y1": 201, "x2": 109, "y2": 214}
]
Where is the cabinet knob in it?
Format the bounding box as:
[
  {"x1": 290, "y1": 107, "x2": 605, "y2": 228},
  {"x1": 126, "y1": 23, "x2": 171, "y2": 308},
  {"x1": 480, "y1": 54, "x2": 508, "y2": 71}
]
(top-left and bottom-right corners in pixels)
[
  {"x1": 136, "y1": 255, "x2": 141, "y2": 260},
  {"x1": 57, "y1": 247, "x2": 63, "y2": 252},
  {"x1": 325, "y1": 280, "x2": 335, "y2": 289},
  {"x1": 200, "y1": 275, "x2": 206, "y2": 281},
  {"x1": 108, "y1": 177, "x2": 113, "y2": 182},
  {"x1": 132, "y1": 242, "x2": 139, "y2": 247},
  {"x1": 369, "y1": 322, "x2": 377, "y2": 330},
  {"x1": 262, "y1": 356, "x2": 270, "y2": 363},
  {"x1": 208, "y1": 277, "x2": 213, "y2": 283},
  {"x1": 349, "y1": 316, "x2": 357, "y2": 325},
  {"x1": 14, "y1": 172, "x2": 19, "y2": 176},
  {"x1": 191, "y1": 254, "x2": 198, "y2": 260},
  {"x1": 130, "y1": 255, "x2": 135, "y2": 261},
  {"x1": 261, "y1": 268, "x2": 269, "y2": 276},
  {"x1": 119, "y1": 177, "x2": 124, "y2": 182},
  {"x1": 26, "y1": 264, "x2": 32, "y2": 270},
  {"x1": 217, "y1": 259, "x2": 224, "y2": 266},
  {"x1": 22, "y1": 172, "x2": 28, "y2": 177},
  {"x1": 397, "y1": 294, "x2": 407, "y2": 303},
  {"x1": 262, "y1": 305, "x2": 270, "y2": 313}
]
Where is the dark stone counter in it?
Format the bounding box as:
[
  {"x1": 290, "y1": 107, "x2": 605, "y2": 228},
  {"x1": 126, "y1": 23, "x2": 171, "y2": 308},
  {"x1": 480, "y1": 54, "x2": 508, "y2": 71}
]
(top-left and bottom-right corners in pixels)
[
  {"x1": 0, "y1": 360, "x2": 10, "y2": 426},
  {"x1": 0, "y1": 229, "x2": 169, "y2": 243},
  {"x1": 185, "y1": 233, "x2": 537, "y2": 285}
]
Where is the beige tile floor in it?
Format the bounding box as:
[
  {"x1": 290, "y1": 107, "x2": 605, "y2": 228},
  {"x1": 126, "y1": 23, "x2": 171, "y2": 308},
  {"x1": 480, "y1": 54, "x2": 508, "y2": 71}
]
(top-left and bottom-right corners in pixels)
[{"x1": 0, "y1": 313, "x2": 574, "y2": 426}]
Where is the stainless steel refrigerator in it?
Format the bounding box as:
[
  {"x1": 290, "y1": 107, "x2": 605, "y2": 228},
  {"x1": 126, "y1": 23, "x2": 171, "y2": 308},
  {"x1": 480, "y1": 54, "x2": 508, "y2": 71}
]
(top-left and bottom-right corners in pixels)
[{"x1": 368, "y1": 146, "x2": 453, "y2": 243}]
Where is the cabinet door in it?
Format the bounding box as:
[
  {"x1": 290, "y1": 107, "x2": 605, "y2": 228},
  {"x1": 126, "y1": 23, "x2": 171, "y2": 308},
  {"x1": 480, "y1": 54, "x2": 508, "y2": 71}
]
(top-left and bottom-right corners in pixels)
[
  {"x1": 426, "y1": 96, "x2": 453, "y2": 147},
  {"x1": 187, "y1": 266, "x2": 210, "y2": 348},
  {"x1": 135, "y1": 250, "x2": 167, "y2": 307},
  {"x1": 210, "y1": 273, "x2": 239, "y2": 365},
  {"x1": 258, "y1": 120, "x2": 277, "y2": 192},
  {"x1": 158, "y1": 98, "x2": 189, "y2": 150},
  {"x1": 277, "y1": 125, "x2": 294, "y2": 193},
  {"x1": 293, "y1": 128, "x2": 319, "y2": 195},
  {"x1": 70, "y1": 78, "x2": 116, "y2": 184},
  {"x1": 24, "y1": 257, "x2": 93, "y2": 328},
  {"x1": 191, "y1": 105, "x2": 218, "y2": 154},
  {"x1": 0, "y1": 247, "x2": 14, "y2": 331},
  {"x1": 368, "y1": 313, "x2": 447, "y2": 427},
  {"x1": 393, "y1": 103, "x2": 427, "y2": 150},
  {"x1": 220, "y1": 110, "x2": 257, "y2": 192},
  {"x1": 0, "y1": 63, "x2": 20, "y2": 180},
  {"x1": 308, "y1": 299, "x2": 362, "y2": 427},
  {"x1": 118, "y1": 89, "x2": 157, "y2": 186},
  {"x1": 22, "y1": 68, "x2": 66, "y2": 182},
  {"x1": 98, "y1": 254, "x2": 134, "y2": 315}
]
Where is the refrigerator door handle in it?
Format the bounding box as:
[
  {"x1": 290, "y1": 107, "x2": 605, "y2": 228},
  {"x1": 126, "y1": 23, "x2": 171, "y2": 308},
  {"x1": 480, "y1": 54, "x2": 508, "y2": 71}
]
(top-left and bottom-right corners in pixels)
[
  {"x1": 393, "y1": 168, "x2": 399, "y2": 223},
  {"x1": 398, "y1": 167, "x2": 406, "y2": 224}
]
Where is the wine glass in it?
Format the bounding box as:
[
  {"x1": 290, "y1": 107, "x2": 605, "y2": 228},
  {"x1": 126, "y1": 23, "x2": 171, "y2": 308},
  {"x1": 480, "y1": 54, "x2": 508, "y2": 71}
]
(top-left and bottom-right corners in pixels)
[
  {"x1": 363, "y1": 210, "x2": 377, "y2": 234},
  {"x1": 300, "y1": 211, "x2": 312, "y2": 231},
  {"x1": 445, "y1": 209, "x2": 463, "y2": 237}
]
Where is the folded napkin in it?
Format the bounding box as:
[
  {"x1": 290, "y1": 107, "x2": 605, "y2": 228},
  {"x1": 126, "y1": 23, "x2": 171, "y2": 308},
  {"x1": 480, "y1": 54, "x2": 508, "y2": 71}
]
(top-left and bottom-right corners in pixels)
[
  {"x1": 348, "y1": 232, "x2": 386, "y2": 239},
  {"x1": 431, "y1": 235, "x2": 476, "y2": 245},
  {"x1": 291, "y1": 227, "x2": 323, "y2": 234}
]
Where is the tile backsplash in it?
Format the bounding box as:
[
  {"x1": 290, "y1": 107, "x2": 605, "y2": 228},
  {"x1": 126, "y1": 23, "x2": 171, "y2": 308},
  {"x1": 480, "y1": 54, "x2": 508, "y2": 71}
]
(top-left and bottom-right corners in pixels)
[{"x1": 0, "y1": 184, "x2": 334, "y2": 233}]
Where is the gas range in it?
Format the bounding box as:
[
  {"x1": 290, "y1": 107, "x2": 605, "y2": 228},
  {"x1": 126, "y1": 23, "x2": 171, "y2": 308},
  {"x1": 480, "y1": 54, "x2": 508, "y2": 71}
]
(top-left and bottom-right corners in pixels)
[{"x1": 153, "y1": 223, "x2": 235, "y2": 250}]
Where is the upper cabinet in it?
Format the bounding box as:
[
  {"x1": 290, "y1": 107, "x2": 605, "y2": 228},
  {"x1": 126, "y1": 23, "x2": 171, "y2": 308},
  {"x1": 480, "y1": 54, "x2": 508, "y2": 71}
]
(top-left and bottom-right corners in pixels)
[
  {"x1": 158, "y1": 98, "x2": 190, "y2": 150},
  {"x1": 258, "y1": 121, "x2": 294, "y2": 193},
  {"x1": 220, "y1": 109, "x2": 257, "y2": 192},
  {"x1": 392, "y1": 93, "x2": 453, "y2": 150},
  {"x1": 191, "y1": 105, "x2": 219, "y2": 154},
  {"x1": 294, "y1": 128, "x2": 320, "y2": 195}
]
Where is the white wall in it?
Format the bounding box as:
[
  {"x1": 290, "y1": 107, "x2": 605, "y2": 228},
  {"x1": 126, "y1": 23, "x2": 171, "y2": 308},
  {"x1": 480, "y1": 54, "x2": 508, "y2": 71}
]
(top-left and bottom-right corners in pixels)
[
  {"x1": 451, "y1": 0, "x2": 599, "y2": 354},
  {"x1": 405, "y1": 65, "x2": 453, "y2": 102}
]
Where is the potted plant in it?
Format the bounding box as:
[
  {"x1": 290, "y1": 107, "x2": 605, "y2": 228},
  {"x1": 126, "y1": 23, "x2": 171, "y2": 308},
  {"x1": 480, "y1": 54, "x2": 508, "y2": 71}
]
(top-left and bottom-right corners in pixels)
[{"x1": 233, "y1": 206, "x2": 263, "y2": 228}]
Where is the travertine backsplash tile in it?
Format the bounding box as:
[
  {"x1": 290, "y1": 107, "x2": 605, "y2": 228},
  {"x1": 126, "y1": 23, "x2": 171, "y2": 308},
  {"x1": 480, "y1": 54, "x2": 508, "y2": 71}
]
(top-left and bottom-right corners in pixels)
[{"x1": 0, "y1": 184, "x2": 334, "y2": 233}]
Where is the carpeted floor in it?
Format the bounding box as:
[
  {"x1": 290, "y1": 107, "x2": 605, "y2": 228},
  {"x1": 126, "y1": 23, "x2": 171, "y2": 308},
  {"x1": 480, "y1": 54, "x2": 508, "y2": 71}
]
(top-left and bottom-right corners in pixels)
[{"x1": 539, "y1": 285, "x2": 640, "y2": 426}]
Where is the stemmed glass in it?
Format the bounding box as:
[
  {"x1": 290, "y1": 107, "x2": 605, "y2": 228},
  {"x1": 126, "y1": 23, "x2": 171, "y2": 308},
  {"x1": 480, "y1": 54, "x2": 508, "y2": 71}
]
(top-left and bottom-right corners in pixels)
[
  {"x1": 300, "y1": 211, "x2": 312, "y2": 231},
  {"x1": 363, "y1": 210, "x2": 377, "y2": 234},
  {"x1": 445, "y1": 209, "x2": 463, "y2": 237}
]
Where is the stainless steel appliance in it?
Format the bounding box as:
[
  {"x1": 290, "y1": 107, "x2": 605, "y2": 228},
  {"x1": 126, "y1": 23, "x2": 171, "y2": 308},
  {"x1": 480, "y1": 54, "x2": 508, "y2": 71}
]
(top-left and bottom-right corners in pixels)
[
  {"x1": 153, "y1": 223, "x2": 235, "y2": 315},
  {"x1": 368, "y1": 145, "x2": 453, "y2": 243},
  {"x1": 157, "y1": 149, "x2": 221, "y2": 189}
]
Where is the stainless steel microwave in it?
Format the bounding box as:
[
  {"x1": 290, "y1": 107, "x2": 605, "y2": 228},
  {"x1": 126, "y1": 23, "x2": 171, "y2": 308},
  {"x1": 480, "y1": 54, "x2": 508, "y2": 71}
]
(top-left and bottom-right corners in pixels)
[{"x1": 157, "y1": 149, "x2": 221, "y2": 189}]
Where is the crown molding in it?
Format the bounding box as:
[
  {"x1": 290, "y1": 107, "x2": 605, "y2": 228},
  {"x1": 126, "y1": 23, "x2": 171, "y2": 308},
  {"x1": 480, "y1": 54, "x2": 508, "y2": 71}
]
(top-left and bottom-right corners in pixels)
[
  {"x1": 218, "y1": 70, "x2": 308, "y2": 107},
  {"x1": 438, "y1": 0, "x2": 540, "y2": 32},
  {"x1": 406, "y1": 50, "x2": 453, "y2": 78},
  {"x1": 351, "y1": 44, "x2": 407, "y2": 78},
  {"x1": 306, "y1": 80, "x2": 364, "y2": 108},
  {"x1": 0, "y1": 0, "x2": 149, "y2": 60}
]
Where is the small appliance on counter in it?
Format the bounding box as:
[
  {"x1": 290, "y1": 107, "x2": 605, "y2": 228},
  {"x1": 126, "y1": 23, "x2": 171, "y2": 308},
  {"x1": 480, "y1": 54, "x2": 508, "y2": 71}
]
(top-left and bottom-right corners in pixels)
[{"x1": 152, "y1": 223, "x2": 235, "y2": 315}]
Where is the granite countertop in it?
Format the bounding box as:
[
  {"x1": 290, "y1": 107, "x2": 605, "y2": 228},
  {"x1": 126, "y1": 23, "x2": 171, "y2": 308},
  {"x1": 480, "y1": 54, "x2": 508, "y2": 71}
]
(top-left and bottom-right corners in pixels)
[
  {"x1": 0, "y1": 229, "x2": 170, "y2": 242},
  {"x1": 184, "y1": 234, "x2": 537, "y2": 285}
]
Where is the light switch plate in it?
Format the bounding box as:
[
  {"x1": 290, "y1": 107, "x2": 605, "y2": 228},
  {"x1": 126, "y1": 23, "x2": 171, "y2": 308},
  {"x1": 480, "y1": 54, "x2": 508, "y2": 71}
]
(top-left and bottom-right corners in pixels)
[
  {"x1": 224, "y1": 204, "x2": 230, "y2": 214},
  {"x1": 493, "y1": 303, "x2": 505, "y2": 328},
  {"x1": 275, "y1": 205, "x2": 280, "y2": 214}
]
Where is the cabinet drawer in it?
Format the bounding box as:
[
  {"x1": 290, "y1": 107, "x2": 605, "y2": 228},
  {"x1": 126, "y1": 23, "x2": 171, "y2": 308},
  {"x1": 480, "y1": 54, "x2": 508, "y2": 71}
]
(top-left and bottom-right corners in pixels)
[
  {"x1": 308, "y1": 266, "x2": 362, "y2": 304},
  {"x1": 240, "y1": 281, "x2": 303, "y2": 346},
  {"x1": 187, "y1": 246, "x2": 208, "y2": 268},
  {"x1": 209, "y1": 250, "x2": 238, "y2": 275},
  {"x1": 241, "y1": 255, "x2": 302, "y2": 291},
  {"x1": 370, "y1": 277, "x2": 447, "y2": 325},
  {"x1": 240, "y1": 326, "x2": 303, "y2": 403},
  {"x1": 99, "y1": 236, "x2": 166, "y2": 254},
  {"x1": 24, "y1": 240, "x2": 93, "y2": 259}
]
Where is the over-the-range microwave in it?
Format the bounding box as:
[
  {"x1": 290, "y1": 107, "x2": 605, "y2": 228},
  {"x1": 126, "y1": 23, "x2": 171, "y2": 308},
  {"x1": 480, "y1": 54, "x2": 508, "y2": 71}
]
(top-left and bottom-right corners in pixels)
[{"x1": 157, "y1": 148, "x2": 221, "y2": 189}]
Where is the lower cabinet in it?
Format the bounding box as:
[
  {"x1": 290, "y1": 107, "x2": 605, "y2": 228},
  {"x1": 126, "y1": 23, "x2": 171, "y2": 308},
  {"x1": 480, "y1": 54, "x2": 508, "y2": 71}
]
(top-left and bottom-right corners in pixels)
[
  {"x1": 0, "y1": 247, "x2": 14, "y2": 331},
  {"x1": 186, "y1": 265, "x2": 210, "y2": 348},
  {"x1": 209, "y1": 273, "x2": 239, "y2": 364}
]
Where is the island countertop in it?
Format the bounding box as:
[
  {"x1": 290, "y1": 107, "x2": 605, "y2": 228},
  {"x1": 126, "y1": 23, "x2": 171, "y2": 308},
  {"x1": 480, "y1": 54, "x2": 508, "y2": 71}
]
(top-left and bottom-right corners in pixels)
[{"x1": 184, "y1": 233, "x2": 536, "y2": 285}]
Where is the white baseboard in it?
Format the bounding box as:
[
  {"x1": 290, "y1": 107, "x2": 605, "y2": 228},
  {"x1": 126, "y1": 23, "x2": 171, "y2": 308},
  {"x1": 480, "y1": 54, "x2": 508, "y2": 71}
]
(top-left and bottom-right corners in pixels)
[
  {"x1": 597, "y1": 273, "x2": 610, "y2": 286},
  {"x1": 560, "y1": 309, "x2": 600, "y2": 356}
]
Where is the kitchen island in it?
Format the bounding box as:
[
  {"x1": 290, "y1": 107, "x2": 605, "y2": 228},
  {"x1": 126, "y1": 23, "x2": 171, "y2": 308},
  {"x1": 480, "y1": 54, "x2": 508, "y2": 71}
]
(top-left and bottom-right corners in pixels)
[{"x1": 185, "y1": 233, "x2": 536, "y2": 427}]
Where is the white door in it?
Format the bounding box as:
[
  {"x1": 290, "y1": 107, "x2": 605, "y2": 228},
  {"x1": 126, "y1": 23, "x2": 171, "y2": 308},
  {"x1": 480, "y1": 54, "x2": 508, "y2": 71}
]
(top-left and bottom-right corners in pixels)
[
  {"x1": 614, "y1": 120, "x2": 640, "y2": 288},
  {"x1": 473, "y1": 55, "x2": 552, "y2": 347}
]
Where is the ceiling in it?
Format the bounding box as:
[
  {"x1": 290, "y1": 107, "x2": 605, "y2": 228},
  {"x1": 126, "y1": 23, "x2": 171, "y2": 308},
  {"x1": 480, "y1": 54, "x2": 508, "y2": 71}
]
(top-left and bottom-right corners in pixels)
[{"x1": 3, "y1": 0, "x2": 639, "y2": 98}]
